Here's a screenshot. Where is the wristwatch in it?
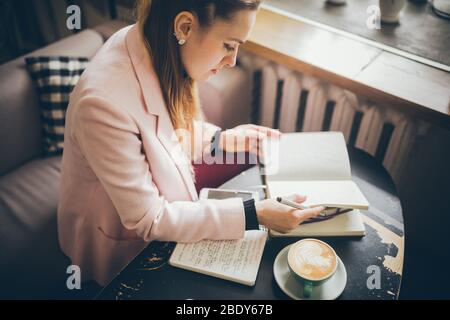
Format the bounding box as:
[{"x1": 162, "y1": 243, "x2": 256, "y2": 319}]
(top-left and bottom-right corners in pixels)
[{"x1": 210, "y1": 129, "x2": 222, "y2": 157}]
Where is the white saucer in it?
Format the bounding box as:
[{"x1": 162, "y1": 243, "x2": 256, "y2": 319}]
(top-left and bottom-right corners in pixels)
[{"x1": 273, "y1": 244, "x2": 347, "y2": 300}]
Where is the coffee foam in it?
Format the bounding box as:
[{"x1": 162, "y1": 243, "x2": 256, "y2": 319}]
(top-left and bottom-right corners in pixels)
[{"x1": 289, "y1": 240, "x2": 337, "y2": 280}]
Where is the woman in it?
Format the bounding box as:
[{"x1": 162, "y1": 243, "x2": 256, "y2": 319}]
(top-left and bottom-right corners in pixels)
[{"x1": 57, "y1": 0, "x2": 324, "y2": 286}]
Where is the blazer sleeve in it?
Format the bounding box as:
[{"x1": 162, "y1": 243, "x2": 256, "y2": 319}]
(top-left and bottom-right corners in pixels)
[{"x1": 73, "y1": 94, "x2": 245, "y2": 243}]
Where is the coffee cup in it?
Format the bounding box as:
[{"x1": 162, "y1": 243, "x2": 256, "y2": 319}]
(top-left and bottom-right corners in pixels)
[
  {"x1": 379, "y1": 0, "x2": 407, "y2": 23},
  {"x1": 287, "y1": 239, "x2": 338, "y2": 298}
]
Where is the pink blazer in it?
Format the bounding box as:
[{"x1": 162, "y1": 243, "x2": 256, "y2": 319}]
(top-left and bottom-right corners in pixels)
[{"x1": 57, "y1": 24, "x2": 246, "y2": 286}]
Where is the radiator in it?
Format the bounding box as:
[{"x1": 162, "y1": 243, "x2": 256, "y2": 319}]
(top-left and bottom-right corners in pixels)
[{"x1": 237, "y1": 52, "x2": 419, "y2": 185}]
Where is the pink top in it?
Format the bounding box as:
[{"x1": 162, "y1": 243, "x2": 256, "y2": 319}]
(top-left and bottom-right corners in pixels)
[{"x1": 57, "y1": 24, "x2": 246, "y2": 286}]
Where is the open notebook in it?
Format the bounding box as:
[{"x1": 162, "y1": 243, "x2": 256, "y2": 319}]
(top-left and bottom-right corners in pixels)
[
  {"x1": 169, "y1": 190, "x2": 267, "y2": 286},
  {"x1": 262, "y1": 132, "x2": 369, "y2": 237},
  {"x1": 169, "y1": 230, "x2": 267, "y2": 286}
]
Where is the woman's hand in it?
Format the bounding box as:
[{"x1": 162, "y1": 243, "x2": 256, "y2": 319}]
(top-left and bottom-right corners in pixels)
[
  {"x1": 255, "y1": 194, "x2": 325, "y2": 234},
  {"x1": 219, "y1": 124, "x2": 281, "y2": 159}
]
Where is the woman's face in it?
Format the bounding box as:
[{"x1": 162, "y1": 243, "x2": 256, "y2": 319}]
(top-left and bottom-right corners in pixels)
[{"x1": 176, "y1": 9, "x2": 257, "y2": 82}]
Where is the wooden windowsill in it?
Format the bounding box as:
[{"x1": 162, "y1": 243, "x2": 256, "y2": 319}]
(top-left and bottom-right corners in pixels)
[{"x1": 242, "y1": 8, "x2": 450, "y2": 129}]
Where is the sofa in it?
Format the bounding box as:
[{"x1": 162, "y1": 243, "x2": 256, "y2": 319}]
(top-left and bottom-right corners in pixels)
[{"x1": 0, "y1": 20, "x2": 252, "y2": 299}]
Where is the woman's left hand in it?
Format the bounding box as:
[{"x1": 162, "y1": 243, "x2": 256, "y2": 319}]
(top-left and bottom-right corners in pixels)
[{"x1": 219, "y1": 124, "x2": 281, "y2": 159}]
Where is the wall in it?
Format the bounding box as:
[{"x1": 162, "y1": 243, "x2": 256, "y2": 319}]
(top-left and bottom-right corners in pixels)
[{"x1": 0, "y1": 0, "x2": 135, "y2": 65}]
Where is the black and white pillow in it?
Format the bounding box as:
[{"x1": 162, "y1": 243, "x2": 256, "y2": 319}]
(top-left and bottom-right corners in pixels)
[{"x1": 25, "y1": 56, "x2": 89, "y2": 156}]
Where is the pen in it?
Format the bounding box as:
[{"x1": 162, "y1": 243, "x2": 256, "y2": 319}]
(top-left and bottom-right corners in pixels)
[
  {"x1": 276, "y1": 196, "x2": 309, "y2": 210},
  {"x1": 276, "y1": 196, "x2": 328, "y2": 216}
]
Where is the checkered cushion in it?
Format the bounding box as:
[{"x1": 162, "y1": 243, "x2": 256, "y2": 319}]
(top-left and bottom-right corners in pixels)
[{"x1": 25, "y1": 56, "x2": 89, "y2": 156}]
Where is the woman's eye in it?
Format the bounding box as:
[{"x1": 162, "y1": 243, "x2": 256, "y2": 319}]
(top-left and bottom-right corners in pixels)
[{"x1": 224, "y1": 43, "x2": 235, "y2": 52}]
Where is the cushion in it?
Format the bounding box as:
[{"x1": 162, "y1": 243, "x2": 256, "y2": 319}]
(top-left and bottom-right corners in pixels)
[
  {"x1": 93, "y1": 20, "x2": 130, "y2": 40},
  {"x1": 0, "y1": 156, "x2": 73, "y2": 297},
  {"x1": 0, "y1": 156, "x2": 62, "y2": 268},
  {"x1": 25, "y1": 56, "x2": 88, "y2": 156},
  {"x1": 0, "y1": 29, "x2": 103, "y2": 176}
]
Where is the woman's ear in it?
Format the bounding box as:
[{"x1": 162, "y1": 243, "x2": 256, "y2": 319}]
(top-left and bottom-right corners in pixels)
[{"x1": 173, "y1": 11, "x2": 195, "y2": 40}]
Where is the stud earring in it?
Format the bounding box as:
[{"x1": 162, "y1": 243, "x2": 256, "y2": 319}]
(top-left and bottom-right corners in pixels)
[{"x1": 173, "y1": 32, "x2": 186, "y2": 46}]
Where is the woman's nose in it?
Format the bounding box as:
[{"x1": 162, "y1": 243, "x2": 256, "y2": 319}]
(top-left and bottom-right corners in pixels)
[{"x1": 224, "y1": 50, "x2": 238, "y2": 68}]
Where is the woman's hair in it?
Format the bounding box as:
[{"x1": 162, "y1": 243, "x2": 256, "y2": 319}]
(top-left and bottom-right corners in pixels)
[{"x1": 136, "y1": 0, "x2": 261, "y2": 134}]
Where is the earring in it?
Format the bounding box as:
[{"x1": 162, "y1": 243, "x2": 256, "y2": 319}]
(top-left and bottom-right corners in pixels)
[{"x1": 173, "y1": 32, "x2": 186, "y2": 45}]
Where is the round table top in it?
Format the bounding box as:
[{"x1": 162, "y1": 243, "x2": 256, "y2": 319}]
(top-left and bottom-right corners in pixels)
[{"x1": 97, "y1": 148, "x2": 404, "y2": 300}]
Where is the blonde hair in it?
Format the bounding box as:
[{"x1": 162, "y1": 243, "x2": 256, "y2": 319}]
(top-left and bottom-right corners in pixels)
[{"x1": 136, "y1": 0, "x2": 261, "y2": 136}]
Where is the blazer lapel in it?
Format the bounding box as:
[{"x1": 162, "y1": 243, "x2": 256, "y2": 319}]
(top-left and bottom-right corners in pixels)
[
  {"x1": 125, "y1": 24, "x2": 198, "y2": 201},
  {"x1": 156, "y1": 111, "x2": 199, "y2": 202}
]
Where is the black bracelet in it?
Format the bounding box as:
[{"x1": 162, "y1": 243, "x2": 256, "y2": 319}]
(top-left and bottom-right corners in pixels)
[
  {"x1": 243, "y1": 198, "x2": 259, "y2": 230},
  {"x1": 210, "y1": 129, "x2": 222, "y2": 157}
]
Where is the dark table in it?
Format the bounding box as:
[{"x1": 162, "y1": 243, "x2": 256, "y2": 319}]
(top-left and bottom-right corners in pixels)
[{"x1": 96, "y1": 148, "x2": 404, "y2": 300}]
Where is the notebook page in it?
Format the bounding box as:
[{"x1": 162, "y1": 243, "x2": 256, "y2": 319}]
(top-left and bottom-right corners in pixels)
[
  {"x1": 169, "y1": 230, "x2": 268, "y2": 286},
  {"x1": 270, "y1": 210, "x2": 366, "y2": 237},
  {"x1": 267, "y1": 180, "x2": 369, "y2": 209},
  {"x1": 262, "y1": 132, "x2": 352, "y2": 181}
]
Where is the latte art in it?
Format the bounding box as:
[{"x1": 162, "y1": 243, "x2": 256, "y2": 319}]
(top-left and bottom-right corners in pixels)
[{"x1": 288, "y1": 239, "x2": 337, "y2": 281}]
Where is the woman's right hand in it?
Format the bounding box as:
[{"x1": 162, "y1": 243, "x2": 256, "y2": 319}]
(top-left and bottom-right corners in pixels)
[{"x1": 255, "y1": 194, "x2": 325, "y2": 234}]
